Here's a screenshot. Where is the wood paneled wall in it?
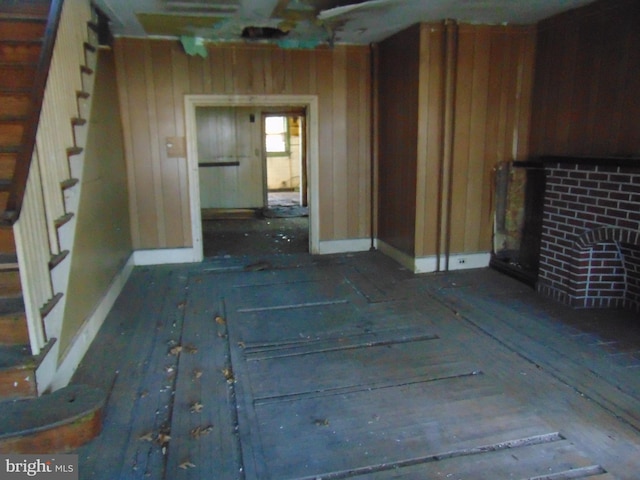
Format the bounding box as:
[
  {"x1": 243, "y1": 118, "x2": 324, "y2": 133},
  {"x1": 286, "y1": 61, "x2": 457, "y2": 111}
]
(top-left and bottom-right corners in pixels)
[
  {"x1": 114, "y1": 38, "x2": 371, "y2": 249},
  {"x1": 61, "y1": 50, "x2": 132, "y2": 355},
  {"x1": 377, "y1": 23, "x2": 535, "y2": 260},
  {"x1": 447, "y1": 25, "x2": 535, "y2": 255},
  {"x1": 530, "y1": 0, "x2": 640, "y2": 157}
]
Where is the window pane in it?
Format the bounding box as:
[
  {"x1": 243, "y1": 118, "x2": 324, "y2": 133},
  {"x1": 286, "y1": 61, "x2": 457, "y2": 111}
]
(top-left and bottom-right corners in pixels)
[
  {"x1": 265, "y1": 116, "x2": 286, "y2": 134},
  {"x1": 266, "y1": 134, "x2": 286, "y2": 153}
]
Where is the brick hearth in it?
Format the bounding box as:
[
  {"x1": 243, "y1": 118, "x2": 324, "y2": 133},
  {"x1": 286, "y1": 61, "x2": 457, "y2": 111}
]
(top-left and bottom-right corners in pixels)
[{"x1": 537, "y1": 157, "x2": 640, "y2": 312}]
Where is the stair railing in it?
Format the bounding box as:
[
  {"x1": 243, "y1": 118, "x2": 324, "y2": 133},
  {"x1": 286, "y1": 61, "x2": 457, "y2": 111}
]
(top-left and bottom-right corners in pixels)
[
  {"x1": 2, "y1": 0, "x2": 63, "y2": 225},
  {"x1": 13, "y1": 0, "x2": 94, "y2": 355}
]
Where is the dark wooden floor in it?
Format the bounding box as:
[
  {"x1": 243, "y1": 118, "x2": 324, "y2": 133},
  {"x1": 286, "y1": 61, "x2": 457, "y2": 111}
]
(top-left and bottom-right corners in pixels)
[{"x1": 72, "y1": 252, "x2": 640, "y2": 479}]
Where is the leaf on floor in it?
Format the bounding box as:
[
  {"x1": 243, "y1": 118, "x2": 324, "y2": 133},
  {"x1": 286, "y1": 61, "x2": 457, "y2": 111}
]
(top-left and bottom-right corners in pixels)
[
  {"x1": 169, "y1": 345, "x2": 183, "y2": 356},
  {"x1": 192, "y1": 369, "x2": 203, "y2": 379},
  {"x1": 215, "y1": 315, "x2": 226, "y2": 325},
  {"x1": 179, "y1": 460, "x2": 196, "y2": 470},
  {"x1": 138, "y1": 431, "x2": 154, "y2": 442},
  {"x1": 190, "y1": 424, "x2": 214, "y2": 439},
  {"x1": 156, "y1": 433, "x2": 171, "y2": 445},
  {"x1": 177, "y1": 301, "x2": 186, "y2": 310},
  {"x1": 313, "y1": 418, "x2": 329, "y2": 427},
  {"x1": 184, "y1": 344, "x2": 199, "y2": 354},
  {"x1": 190, "y1": 401, "x2": 204, "y2": 413},
  {"x1": 222, "y1": 367, "x2": 234, "y2": 382}
]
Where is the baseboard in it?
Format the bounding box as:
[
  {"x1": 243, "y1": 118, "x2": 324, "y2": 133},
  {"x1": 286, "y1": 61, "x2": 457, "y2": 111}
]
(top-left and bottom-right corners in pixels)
[
  {"x1": 376, "y1": 241, "x2": 418, "y2": 271},
  {"x1": 446, "y1": 252, "x2": 491, "y2": 271},
  {"x1": 133, "y1": 247, "x2": 202, "y2": 265},
  {"x1": 377, "y1": 241, "x2": 490, "y2": 273},
  {"x1": 317, "y1": 238, "x2": 374, "y2": 255},
  {"x1": 49, "y1": 254, "x2": 135, "y2": 391}
]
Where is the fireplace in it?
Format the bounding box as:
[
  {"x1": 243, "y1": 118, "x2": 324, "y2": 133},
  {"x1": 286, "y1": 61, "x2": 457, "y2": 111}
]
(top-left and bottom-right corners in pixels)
[{"x1": 537, "y1": 156, "x2": 640, "y2": 312}]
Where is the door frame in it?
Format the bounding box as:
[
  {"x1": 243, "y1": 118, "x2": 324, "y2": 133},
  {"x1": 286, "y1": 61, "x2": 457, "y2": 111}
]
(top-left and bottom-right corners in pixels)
[{"x1": 184, "y1": 95, "x2": 320, "y2": 260}]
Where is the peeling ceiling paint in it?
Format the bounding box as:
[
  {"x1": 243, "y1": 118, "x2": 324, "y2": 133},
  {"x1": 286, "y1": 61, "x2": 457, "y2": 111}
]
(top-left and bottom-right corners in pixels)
[{"x1": 94, "y1": 0, "x2": 596, "y2": 46}]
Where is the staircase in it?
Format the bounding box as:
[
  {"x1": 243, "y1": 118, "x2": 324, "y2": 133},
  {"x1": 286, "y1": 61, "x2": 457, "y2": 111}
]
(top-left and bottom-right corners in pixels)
[{"x1": 0, "y1": 0, "x2": 104, "y2": 453}]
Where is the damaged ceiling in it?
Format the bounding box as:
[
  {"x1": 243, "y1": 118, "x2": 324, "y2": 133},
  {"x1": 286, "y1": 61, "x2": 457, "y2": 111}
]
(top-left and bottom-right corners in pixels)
[{"x1": 93, "y1": 0, "x2": 596, "y2": 46}]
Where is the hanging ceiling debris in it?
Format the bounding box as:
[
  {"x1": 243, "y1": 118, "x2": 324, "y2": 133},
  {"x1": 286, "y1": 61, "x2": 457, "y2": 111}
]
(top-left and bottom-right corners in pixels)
[{"x1": 95, "y1": 0, "x2": 596, "y2": 47}]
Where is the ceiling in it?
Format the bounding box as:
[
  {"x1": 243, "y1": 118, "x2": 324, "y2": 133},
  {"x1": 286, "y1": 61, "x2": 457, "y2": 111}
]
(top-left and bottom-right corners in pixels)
[{"x1": 93, "y1": 0, "x2": 595, "y2": 46}]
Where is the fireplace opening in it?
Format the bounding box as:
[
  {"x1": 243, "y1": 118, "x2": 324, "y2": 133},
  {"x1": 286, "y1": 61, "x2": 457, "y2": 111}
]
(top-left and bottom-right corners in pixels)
[{"x1": 572, "y1": 231, "x2": 640, "y2": 311}]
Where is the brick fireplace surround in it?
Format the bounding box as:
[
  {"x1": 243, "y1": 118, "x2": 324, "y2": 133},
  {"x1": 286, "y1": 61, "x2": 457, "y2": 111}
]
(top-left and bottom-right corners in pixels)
[{"x1": 537, "y1": 157, "x2": 640, "y2": 313}]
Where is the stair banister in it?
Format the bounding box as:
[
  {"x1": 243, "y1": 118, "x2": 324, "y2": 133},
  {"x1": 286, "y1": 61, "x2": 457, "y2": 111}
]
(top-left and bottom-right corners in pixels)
[{"x1": 2, "y1": 0, "x2": 64, "y2": 225}]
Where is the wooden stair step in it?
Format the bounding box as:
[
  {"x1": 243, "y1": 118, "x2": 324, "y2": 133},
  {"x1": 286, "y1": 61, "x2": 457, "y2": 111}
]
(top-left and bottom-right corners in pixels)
[
  {"x1": 0, "y1": 92, "x2": 31, "y2": 117},
  {"x1": 0, "y1": 19, "x2": 46, "y2": 41},
  {"x1": 0, "y1": 227, "x2": 16, "y2": 253},
  {"x1": 0, "y1": 269, "x2": 22, "y2": 298},
  {"x1": 0, "y1": 120, "x2": 24, "y2": 145},
  {"x1": 0, "y1": 343, "x2": 38, "y2": 399},
  {"x1": 0, "y1": 228, "x2": 16, "y2": 254},
  {"x1": 0, "y1": 151, "x2": 17, "y2": 181},
  {"x1": 0, "y1": 296, "x2": 28, "y2": 346},
  {"x1": 0, "y1": 252, "x2": 18, "y2": 269},
  {"x1": 0, "y1": 313, "x2": 28, "y2": 346},
  {"x1": 0, "y1": 384, "x2": 105, "y2": 453},
  {"x1": 0, "y1": 64, "x2": 37, "y2": 89},
  {"x1": 0, "y1": 41, "x2": 42, "y2": 63},
  {"x1": 0, "y1": 2, "x2": 50, "y2": 20}
]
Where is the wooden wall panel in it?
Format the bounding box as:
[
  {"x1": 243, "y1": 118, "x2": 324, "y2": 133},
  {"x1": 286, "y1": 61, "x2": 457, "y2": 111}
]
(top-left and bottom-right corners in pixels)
[
  {"x1": 448, "y1": 26, "x2": 536, "y2": 254},
  {"x1": 379, "y1": 23, "x2": 535, "y2": 260},
  {"x1": 114, "y1": 38, "x2": 371, "y2": 249},
  {"x1": 530, "y1": 0, "x2": 640, "y2": 157},
  {"x1": 377, "y1": 24, "x2": 421, "y2": 256},
  {"x1": 415, "y1": 24, "x2": 445, "y2": 258}
]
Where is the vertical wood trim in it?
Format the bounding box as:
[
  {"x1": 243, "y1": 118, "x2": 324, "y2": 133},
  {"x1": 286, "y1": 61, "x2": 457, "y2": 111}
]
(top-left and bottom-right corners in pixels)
[
  {"x1": 316, "y1": 49, "x2": 334, "y2": 240},
  {"x1": 465, "y1": 27, "x2": 491, "y2": 252},
  {"x1": 450, "y1": 25, "x2": 473, "y2": 254},
  {"x1": 439, "y1": 19, "x2": 458, "y2": 270},
  {"x1": 115, "y1": 38, "x2": 140, "y2": 247},
  {"x1": 170, "y1": 43, "x2": 192, "y2": 244},
  {"x1": 358, "y1": 48, "x2": 371, "y2": 239},
  {"x1": 516, "y1": 30, "x2": 536, "y2": 160},
  {"x1": 332, "y1": 47, "x2": 348, "y2": 238},
  {"x1": 414, "y1": 26, "x2": 430, "y2": 255},
  {"x1": 346, "y1": 48, "x2": 360, "y2": 238},
  {"x1": 143, "y1": 40, "x2": 166, "y2": 247}
]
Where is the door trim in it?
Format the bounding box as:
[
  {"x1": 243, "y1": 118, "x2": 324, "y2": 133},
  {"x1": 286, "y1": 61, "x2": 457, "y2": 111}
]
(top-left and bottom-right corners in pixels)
[{"x1": 184, "y1": 95, "x2": 320, "y2": 260}]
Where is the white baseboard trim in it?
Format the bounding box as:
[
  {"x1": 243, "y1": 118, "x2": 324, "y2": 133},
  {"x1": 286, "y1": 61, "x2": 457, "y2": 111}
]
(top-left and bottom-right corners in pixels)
[
  {"x1": 376, "y1": 240, "x2": 418, "y2": 271},
  {"x1": 377, "y1": 240, "x2": 490, "y2": 273},
  {"x1": 446, "y1": 252, "x2": 491, "y2": 270},
  {"x1": 50, "y1": 253, "x2": 136, "y2": 391},
  {"x1": 133, "y1": 247, "x2": 202, "y2": 265},
  {"x1": 317, "y1": 238, "x2": 374, "y2": 255}
]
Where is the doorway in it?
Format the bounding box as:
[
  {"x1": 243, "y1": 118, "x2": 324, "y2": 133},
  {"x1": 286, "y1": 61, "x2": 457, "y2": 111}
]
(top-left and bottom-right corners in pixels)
[
  {"x1": 263, "y1": 111, "x2": 308, "y2": 213},
  {"x1": 185, "y1": 96, "x2": 318, "y2": 259}
]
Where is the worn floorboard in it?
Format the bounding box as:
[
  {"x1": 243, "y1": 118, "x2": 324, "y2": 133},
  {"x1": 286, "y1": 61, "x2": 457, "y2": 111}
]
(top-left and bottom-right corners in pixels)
[{"x1": 72, "y1": 252, "x2": 640, "y2": 479}]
